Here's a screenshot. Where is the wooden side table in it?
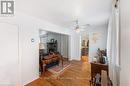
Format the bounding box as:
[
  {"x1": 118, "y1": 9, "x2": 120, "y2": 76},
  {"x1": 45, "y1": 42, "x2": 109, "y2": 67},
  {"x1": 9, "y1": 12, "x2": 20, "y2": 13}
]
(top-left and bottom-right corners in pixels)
[
  {"x1": 90, "y1": 62, "x2": 108, "y2": 85},
  {"x1": 60, "y1": 55, "x2": 69, "y2": 69}
]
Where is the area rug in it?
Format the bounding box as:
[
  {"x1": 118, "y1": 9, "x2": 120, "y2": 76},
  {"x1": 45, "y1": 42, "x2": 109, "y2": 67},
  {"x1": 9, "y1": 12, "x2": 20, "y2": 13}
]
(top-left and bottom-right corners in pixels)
[{"x1": 47, "y1": 61, "x2": 71, "y2": 77}]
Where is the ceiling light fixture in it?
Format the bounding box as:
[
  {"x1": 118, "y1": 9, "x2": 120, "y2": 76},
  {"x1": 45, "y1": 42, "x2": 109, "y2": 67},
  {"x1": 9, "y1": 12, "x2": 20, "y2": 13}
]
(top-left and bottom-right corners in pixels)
[
  {"x1": 73, "y1": 20, "x2": 91, "y2": 33},
  {"x1": 75, "y1": 25, "x2": 80, "y2": 33},
  {"x1": 74, "y1": 20, "x2": 80, "y2": 33}
]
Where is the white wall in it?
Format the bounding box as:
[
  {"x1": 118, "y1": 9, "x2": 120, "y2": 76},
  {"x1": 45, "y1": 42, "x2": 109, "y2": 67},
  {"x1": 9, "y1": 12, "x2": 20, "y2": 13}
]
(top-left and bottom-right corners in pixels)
[
  {"x1": 120, "y1": 0, "x2": 130, "y2": 85},
  {"x1": 20, "y1": 25, "x2": 39, "y2": 85},
  {"x1": 0, "y1": 15, "x2": 40, "y2": 85},
  {"x1": 89, "y1": 26, "x2": 108, "y2": 61},
  {"x1": 0, "y1": 12, "x2": 79, "y2": 86},
  {"x1": 60, "y1": 35, "x2": 69, "y2": 58},
  {"x1": 70, "y1": 33, "x2": 81, "y2": 60},
  {"x1": 0, "y1": 23, "x2": 19, "y2": 86}
]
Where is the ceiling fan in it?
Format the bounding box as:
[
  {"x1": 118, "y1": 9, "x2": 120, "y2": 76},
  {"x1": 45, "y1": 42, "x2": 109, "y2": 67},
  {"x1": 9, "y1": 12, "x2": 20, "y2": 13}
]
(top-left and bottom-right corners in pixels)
[{"x1": 74, "y1": 20, "x2": 91, "y2": 33}]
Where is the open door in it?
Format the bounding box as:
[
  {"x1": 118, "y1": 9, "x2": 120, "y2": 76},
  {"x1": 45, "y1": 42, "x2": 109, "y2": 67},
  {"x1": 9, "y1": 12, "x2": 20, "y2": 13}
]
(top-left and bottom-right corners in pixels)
[{"x1": 81, "y1": 33, "x2": 89, "y2": 62}]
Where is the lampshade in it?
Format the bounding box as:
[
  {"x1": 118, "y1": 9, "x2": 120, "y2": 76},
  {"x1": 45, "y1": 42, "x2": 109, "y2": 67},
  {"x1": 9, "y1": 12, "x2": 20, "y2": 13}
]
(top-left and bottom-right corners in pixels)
[{"x1": 39, "y1": 43, "x2": 45, "y2": 49}]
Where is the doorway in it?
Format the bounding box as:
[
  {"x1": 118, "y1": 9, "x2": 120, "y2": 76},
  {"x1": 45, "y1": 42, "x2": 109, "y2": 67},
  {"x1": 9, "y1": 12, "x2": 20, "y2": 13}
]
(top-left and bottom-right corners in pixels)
[
  {"x1": 39, "y1": 30, "x2": 70, "y2": 75},
  {"x1": 81, "y1": 33, "x2": 89, "y2": 62}
]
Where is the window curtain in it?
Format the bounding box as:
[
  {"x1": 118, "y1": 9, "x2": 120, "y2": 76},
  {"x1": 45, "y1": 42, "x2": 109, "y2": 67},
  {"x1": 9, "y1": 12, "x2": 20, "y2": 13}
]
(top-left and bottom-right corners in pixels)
[{"x1": 107, "y1": 4, "x2": 119, "y2": 86}]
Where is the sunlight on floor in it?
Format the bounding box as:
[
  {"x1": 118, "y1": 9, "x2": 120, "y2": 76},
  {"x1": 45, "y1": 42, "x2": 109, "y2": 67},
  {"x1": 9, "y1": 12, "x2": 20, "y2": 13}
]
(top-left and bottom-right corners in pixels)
[{"x1": 81, "y1": 56, "x2": 89, "y2": 62}]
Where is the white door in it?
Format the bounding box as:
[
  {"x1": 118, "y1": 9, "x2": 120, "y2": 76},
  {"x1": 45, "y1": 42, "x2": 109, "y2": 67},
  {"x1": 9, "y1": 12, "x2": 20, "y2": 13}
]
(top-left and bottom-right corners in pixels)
[{"x1": 0, "y1": 23, "x2": 19, "y2": 86}]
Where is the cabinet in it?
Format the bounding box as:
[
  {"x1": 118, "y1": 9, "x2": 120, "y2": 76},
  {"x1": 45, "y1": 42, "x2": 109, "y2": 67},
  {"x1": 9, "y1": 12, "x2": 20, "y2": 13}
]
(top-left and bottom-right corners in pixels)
[
  {"x1": 81, "y1": 48, "x2": 88, "y2": 56},
  {"x1": 47, "y1": 42, "x2": 58, "y2": 53}
]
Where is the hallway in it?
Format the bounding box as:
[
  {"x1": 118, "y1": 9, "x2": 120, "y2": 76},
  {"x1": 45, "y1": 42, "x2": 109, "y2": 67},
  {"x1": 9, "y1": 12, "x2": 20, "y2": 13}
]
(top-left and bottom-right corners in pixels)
[{"x1": 26, "y1": 60, "x2": 91, "y2": 86}]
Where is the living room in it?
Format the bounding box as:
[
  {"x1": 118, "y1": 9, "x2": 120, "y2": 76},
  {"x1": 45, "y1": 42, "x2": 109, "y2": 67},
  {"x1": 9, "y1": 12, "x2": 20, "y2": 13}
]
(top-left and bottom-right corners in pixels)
[{"x1": 39, "y1": 30, "x2": 70, "y2": 75}]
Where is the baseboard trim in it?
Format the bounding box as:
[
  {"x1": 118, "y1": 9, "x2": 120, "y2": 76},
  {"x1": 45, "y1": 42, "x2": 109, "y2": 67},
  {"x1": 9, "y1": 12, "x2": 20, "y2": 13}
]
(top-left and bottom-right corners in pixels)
[{"x1": 23, "y1": 76, "x2": 39, "y2": 86}]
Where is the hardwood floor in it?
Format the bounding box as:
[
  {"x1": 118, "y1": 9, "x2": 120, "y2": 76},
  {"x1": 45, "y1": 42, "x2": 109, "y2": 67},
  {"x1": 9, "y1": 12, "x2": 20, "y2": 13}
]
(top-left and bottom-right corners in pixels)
[
  {"x1": 81, "y1": 56, "x2": 89, "y2": 62},
  {"x1": 26, "y1": 57, "x2": 91, "y2": 86}
]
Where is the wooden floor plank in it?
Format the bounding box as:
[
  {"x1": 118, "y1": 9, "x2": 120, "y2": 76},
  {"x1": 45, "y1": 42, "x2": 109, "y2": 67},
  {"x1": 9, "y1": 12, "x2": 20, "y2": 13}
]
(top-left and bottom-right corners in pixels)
[{"x1": 26, "y1": 56, "x2": 90, "y2": 86}]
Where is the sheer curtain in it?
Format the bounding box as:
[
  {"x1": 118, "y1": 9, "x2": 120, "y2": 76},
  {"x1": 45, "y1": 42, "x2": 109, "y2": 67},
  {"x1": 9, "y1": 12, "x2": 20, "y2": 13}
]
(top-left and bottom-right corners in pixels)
[{"x1": 107, "y1": 4, "x2": 119, "y2": 86}]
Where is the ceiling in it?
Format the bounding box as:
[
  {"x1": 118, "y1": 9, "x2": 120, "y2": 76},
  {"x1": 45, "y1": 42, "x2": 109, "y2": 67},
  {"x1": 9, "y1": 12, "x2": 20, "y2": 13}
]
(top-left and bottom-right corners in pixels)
[{"x1": 16, "y1": 0, "x2": 112, "y2": 28}]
